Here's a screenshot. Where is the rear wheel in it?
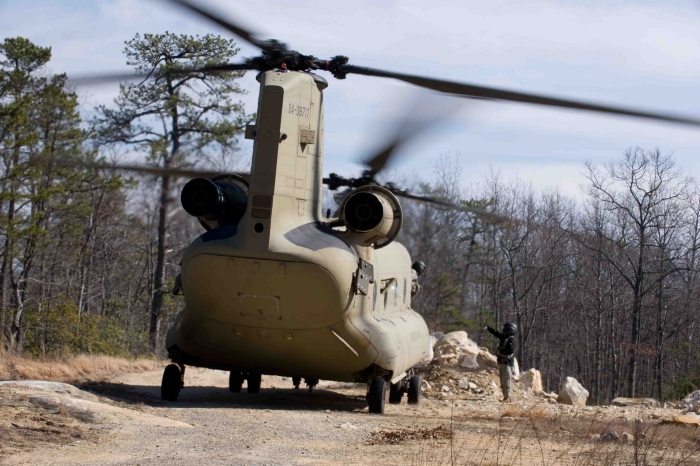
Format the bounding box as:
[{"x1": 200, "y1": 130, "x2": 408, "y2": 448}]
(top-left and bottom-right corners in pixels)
[
  {"x1": 367, "y1": 377, "x2": 387, "y2": 414},
  {"x1": 229, "y1": 371, "x2": 244, "y2": 393},
  {"x1": 407, "y1": 375, "x2": 421, "y2": 405},
  {"x1": 247, "y1": 372, "x2": 262, "y2": 393},
  {"x1": 389, "y1": 381, "x2": 403, "y2": 404},
  {"x1": 161, "y1": 364, "x2": 182, "y2": 402}
]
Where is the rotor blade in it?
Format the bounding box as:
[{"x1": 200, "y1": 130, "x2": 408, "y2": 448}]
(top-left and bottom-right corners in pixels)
[
  {"x1": 51, "y1": 159, "x2": 248, "y2": 180},
  {"x1": 393, "y1": 190, "x2": 513, "y2": 224},
  {"x1": 342, "y1": 65, "x2": 700, "y2": 129},
  {"x1": 67, "y1": 63, "x2": 254, "y2": 86},
  {"x1": 361, "y1": 94, "x2": 464, "y2": 175},
  {"x1": 166, "y1": 0, "x2": 276, "y2": 53}
]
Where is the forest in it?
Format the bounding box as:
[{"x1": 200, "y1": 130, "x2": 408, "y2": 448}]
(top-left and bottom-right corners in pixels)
[{"x1": 1, "y1": 34, "x2": 699, "y2": 405}]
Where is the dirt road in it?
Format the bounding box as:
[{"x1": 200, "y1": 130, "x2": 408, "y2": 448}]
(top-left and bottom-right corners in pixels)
[{"x1": 3, "y1": 368, "x2": 699, "y2": 465}]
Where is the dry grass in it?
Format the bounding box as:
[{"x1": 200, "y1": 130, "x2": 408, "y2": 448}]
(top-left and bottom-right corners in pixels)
[
  {"x1": 408, "y1": 404, "x2": 700, "y2": 466},
  {"x1": 0, "y1": 349, "x2": 162, "y2": 384}
]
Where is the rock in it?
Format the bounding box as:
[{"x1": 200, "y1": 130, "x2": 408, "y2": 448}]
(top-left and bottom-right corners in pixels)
[
  {"x1": 441, "y1": 385, "x2": 450, "y2": 392},
  {"x1": 661, "y1": 413, "x2": 700, "y2": 426},
  {"x1": 469, "y1": 382, "x2": 478, "y2": 390},
  {"x1": 458, "y1": 378, "x2": 471, "y2": 390},
  {"x1": 515, "y1": 369, "x2": 543, "y2": 392},
  {"x1": 589, "y1": 434, "x2": 601, "y2": 441},
  {"x1": 663, "y1": 401, "x2": 677, "y2": 409},
  {"x1": 433, "y1": 331, "x2": 479, "y2": 363},
  {"x1": 679, "y1": 390, "x2": 700, "y2": 411},
  {"x1": 557, "y1": 377, "x2": 589, "y2": 406},
  {"x1": 601, "y1": 431, "x2": 620, "y2": 442},
  {"x1": 612, "y1": 397, "x2": 659, "y2": 408},
  {"x1": 457, "y1": 349, "x2": 480, "y2": 370},
  {"x1": 621, "y1": 433, "x2": 634, "y2": 443},
  {"x1": 340, "y1": 422, "x2": 358, "y2": 430},
  {"x1": 421, "y1": 380, "x2": 432, "y2": 391},
  {"x1": 476, "y1": 350, "x2": 498, "y2": 370}
]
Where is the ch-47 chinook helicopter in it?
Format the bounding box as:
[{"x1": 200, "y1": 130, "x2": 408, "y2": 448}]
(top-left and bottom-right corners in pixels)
[{"x1": 70, "y1": 0, "x2": 700, "y2": 414}]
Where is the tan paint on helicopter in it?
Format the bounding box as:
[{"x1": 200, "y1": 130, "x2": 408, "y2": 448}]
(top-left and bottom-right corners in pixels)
[{"x1": 166, "y1": 71, "x2": 429, "y2": 383}]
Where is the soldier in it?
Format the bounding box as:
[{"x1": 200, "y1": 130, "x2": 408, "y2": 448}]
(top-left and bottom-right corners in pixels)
[
  {"x1": 484, "y1": 322, "x2": 517, "y2": 402},
  {"x1": 411, "y1": 261, "x2": 426, "y2": 297}
]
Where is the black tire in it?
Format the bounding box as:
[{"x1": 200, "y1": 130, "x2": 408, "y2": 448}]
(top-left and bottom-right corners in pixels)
[
  {"x1": 367, "y1": 377, "x2": 387, "y2": 414},
  {"x1": 407, "y1": 374, "x2": 421, "y2": 405},
  {"x1": 389, "y1": 381, "x2": 403, "y2": 404},
  {"x1": 229, "y1": 371, "x2": 244, "y2": 393},
  {"x1": 161, "y1": 364, "x2": 181, "y2": 402},
  {"x1": 247, "y1": 372, "x2": 262, "y2": 393}
]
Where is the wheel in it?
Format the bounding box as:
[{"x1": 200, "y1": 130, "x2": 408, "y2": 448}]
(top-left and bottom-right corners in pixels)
[
  {"x1": 161, "y1": 364, "x2": 182, "y2": 401},
  {"x1": 305, "y1": 378, "x2": 319, "y2": 392},
  {"x1": 247, "y1": 372, "x2": 262, "y2": 393},
  {"x1": 367, "y1": 377, "x2": 387, "y2": 414},
  {"x1": 229, "y1": 371, "x2": 244, "y2": 393},
  {"x1": 389, "y1": 381, "x2": 403, "y2": 404},
  {"x1": 292, "y1": 377, "x2": 301, "y2": 389},
  {"x1": 407, "y1": 374, "x2": 421, "y2": 405}
]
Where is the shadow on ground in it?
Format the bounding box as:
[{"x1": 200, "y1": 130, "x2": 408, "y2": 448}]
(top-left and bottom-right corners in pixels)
[{"x1": 77, "y1": 381, "x2": 368, "y2": 413}]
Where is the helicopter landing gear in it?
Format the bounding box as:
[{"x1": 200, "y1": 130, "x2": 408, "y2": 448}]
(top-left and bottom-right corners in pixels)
[
  {"x1": 367, "y1": 377, "x2": 387, "y2": 414},
  {"x1": 229, "y1": 371, "x2": 245, "y2": 393},
  {"x1": 292, "y1": 377, "x2": 301, "y2": 389},
  {"x1": 407, "y1": 374, "x2": 421, "y2": 405},
  {"x1": 246, "y1": 372, "x2": 262, "y2": 393},
  {"x1": 389, "y1": 379, "x2": 404, "y2": 405},
  {"x1": 161, "y1": 364, "x2": 183, "y2": 401},
  {"x1": 305, "y1": 378, "x2": 319, "y2": 392}
]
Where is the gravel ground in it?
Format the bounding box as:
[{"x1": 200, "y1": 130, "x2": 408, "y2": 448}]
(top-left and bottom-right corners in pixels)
[{"x1": 3, "y1": 368, "x2": 699, "y2": 465}]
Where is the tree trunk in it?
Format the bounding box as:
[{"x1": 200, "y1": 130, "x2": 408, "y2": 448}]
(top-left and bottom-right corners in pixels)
[{"x1": 149, "y1": 174, "x2": 170, "y2": 353}]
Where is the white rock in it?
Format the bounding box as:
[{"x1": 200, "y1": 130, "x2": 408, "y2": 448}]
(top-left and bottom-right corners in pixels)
[
  {"x1": 621, "y1": 432, "x2": 634, "y2": 443},
  {"x1": 611, "y1": 398, "x2": 659, "y2": 408},
  {"x1": 476, "y1": 350, "x2": 499, "y2": 370},
  {"x1": 433, "y1": 331, "x2": 479, "y2": 362},
  {"x1": 515, "y1": 369, "x2": 543, "y2": 392},
  {"x1": 469, "y1": 382, "x2": 478, "y2": 390},
  {"x1": 458, "y1": 378, "x2": 470, "y2": 390},
  {"x1": 442, "y1": 385, "x2": 450, "y2": 392},
  {"x1": 340, "y1": 422, "x2": 358, "y2": 430},
  {"x1": 421, "y1": 380, "x2": 431, "y2": 391},
  {"x1": 557, "y1": 377, "x2": 589, "y2": 406}
]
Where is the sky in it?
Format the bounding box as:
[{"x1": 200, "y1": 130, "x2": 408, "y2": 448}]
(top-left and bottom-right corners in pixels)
[{"x1": 2, "y1": 0, "x2": 700, "y2": 198}]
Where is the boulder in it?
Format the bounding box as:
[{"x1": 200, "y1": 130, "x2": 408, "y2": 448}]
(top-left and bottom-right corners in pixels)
[
  {"x1": 679, "y1": 390, "x2": 700, "y2": 412},
  {"x1": 621, "y1": 433, "x2": 634, "y2": 443},
  {"x1": 458, "y1": 378, "x2": 471, "y2": 390},
  {"x1": 661, "y1": 413, "x2": 700, "y2": 426},
  {"x1": 433, "y1": 331, "x2": 478, "y2": 358},
  {"x1": 611, "y1": 398, "x2": 660, "y2": 408},
  {"x1": 515, "y1": 368, "x2": 543, "y2": 392},
  {"x1": 456, "y1": 346, "x2": 480, "y2": 370},
  {"x1": 557, "y1": 377, "x2": 589, "y2": 406},
  {"x1": 475, "y1": 350, "x2": 498, "y2": 370}
]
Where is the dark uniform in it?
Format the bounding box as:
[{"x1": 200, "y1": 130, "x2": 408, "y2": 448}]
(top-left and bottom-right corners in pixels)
[{"x1": 485, "y1": 323, "x2": 517, "y2": 401}]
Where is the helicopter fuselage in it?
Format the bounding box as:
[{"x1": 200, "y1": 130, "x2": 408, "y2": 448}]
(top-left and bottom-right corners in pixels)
[{"x1": 166, "y1": 70, "x2": 430, "y2": 383}]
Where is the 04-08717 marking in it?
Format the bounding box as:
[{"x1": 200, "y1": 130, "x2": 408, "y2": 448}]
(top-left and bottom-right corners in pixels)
[{"x1": 289, "y1": 103, "x2": 310, "y2": 119}]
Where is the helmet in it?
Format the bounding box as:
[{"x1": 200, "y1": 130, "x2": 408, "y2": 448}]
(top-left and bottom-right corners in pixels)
[
  {"x1": 503, "y1": 322, "x2": 517, "y2": 335},
  {"x1": 412, "y1": 261, "x2": 427, "y2": 275}
]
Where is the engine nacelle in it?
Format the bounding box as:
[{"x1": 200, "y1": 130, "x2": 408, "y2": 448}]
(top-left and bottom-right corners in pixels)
[
  {"x1": 339, "y1": 186, "x2": 402, "y2": 249},
  {"x1": 180, "y1": 175, "x2": 248, "y2": 230}
]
